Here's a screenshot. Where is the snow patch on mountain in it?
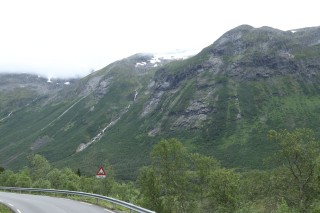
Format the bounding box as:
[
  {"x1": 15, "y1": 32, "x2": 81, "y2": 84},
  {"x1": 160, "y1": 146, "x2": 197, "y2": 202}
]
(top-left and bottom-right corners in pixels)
[
  {"x1": 133, "y1": 49, "x2": 198, "y2": 69},
  {"x1": 135, "y1": 62, "x2": 147, "y2": 67},
  {"x1": 149, "y1": 57, "x2": 161, "y2": 64}
]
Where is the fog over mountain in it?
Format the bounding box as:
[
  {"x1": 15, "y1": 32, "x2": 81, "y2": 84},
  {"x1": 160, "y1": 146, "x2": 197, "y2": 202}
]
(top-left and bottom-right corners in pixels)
[
  {"x1": 1, "y1": 25, "x2": 320, "y2": 180},
  {"x1": 0, "y1": 0, "x2": 319, "y2": 78}
]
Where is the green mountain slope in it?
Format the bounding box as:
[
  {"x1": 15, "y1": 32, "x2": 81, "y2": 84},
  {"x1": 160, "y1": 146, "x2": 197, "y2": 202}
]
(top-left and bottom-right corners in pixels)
[{"x1": 1, "y1": 25, "x2": 320, "y2": 179}]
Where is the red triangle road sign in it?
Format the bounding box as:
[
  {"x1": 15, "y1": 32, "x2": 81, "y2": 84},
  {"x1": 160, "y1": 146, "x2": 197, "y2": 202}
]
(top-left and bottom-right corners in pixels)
[{"x1": 96, "y1": 166, "x2": 106, "y2": 178}]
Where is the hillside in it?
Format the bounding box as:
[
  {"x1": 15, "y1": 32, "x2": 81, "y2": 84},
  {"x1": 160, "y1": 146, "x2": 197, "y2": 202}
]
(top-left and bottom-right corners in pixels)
[{"x1": 1, "y1": 25, "x2": 320, "y2": 179}]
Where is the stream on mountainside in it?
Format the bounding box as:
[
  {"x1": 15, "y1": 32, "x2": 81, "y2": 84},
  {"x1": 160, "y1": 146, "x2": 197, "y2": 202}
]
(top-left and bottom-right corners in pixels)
[
  {"x1": 76, "y1": 90, "x2": 139, "y2": 152},
  {"x1": 0, "y1": 112, "x2": 12, "y2": 122}
]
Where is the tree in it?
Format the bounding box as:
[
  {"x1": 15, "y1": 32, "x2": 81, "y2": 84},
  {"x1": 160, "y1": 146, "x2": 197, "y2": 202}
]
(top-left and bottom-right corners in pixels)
[
  {"x1": 190, "y1": 153, "x2": 220, "y2": 211},
  {"x1": 138, "y1": 139, "x2": 241, "y2": 212},
  {"x1": 138, "y1": 139, "x2": 191, "y2": 213},
  {"x1": 207, "y1": 168, "x2": 240, "y2": 212},
  {"x1": 190, "y1": 153, "x2": 240, "y2": 212},
  {"x1": 100, "y1": 160, "x2": 115, "y2": 196},
  {"x1": 76, "y1": 168, "x2": 81, "y2": 177},
  {"x1": 27, "y1": 154, "x2": 51, "y2": 181},
  {"x1": 32, "y1": 179, "x2": 51, "y2": 188},
  {"x1": 268, "y1": 128, "x2": 320, "y2": 212},
  {"x1": 150, "y1": 139, "x2": 190, "y2": 213},
  {"x1": 47, "y1": 168, "x2": 64, "y2": 189},
  {"x1": 112, "y1": 181, "x2": 139, "y2": 203},
  {"x1": 0, "y1": 170, "x2": 16, "y2": 186},
  {"x1": 59, "y1": 168, "x2": 80, "y2": 190},
  {"x1": 138, "y1": 167, "x2": 162, "y2": 212},
  {"x1": 100, "y1": 175, "x2": 115, "y2": 196},
  {"x1": 15, "y1": 168, "x2": 32, "y2": 187}
]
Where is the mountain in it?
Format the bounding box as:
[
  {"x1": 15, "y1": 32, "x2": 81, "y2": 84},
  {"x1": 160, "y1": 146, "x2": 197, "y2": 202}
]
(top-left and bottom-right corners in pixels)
[{"x1": 1, "y1": 25, "x2": 320, "y2": 179}]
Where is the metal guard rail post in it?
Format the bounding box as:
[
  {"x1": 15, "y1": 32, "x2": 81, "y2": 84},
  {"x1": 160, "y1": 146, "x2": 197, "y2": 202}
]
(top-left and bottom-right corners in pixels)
[{"x1": 0, "y1": 186, "x2": 155, "y2": 213}]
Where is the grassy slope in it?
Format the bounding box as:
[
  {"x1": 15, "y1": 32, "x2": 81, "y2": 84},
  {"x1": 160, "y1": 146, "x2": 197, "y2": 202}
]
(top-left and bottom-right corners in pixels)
[
  {"x1": 2, "y1": 67, "x2": 320, "y2": 181},
  {"x1": 2, "y1": 71, "x2": 320, "y2": 180},
  {"x1": 2, "y1": 27, "x2": 320, "y2": 180},
  {"x1": 0, "y1": 203, "x2": 13, "y2": 213}
]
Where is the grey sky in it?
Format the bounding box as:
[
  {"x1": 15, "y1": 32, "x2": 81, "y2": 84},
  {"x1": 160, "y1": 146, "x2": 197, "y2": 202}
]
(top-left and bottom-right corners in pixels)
[{"x1": 0, "y1": 0, "x2": 319, "y2": 79}]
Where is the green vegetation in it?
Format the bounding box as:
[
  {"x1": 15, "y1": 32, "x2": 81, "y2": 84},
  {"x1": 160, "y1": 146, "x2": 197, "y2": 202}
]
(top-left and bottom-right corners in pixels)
[
  {"x1": 2, "y1": 26, "x2": 320, "y2": 184},
  {"x1": 268, "y1": 128, "x2": 320, "y2": 212},
  {"x1": 0, "y1": 204, "x2": 12, "y2": 213},
  {"x1": 145, "y1": 139, "x2": 239, "y2": 213},
  {"x1": 0, "y1": 154, "x2": 138, "y2": 211},
  {"x1": 0, "y1": 61, "x2": 318, "y2": 183},
  {"x1": 2, "y1": 25, "x2": 320, "y2": 213},
  {"x1": 137, "y1": 133, "x2": 320, "y2": 212},
  {"x1": 2, "y1": 130, "x2": 319, "y2": 212},
  {"x1": 4, "y1": 71, "x2": 320, "y2": 180}
]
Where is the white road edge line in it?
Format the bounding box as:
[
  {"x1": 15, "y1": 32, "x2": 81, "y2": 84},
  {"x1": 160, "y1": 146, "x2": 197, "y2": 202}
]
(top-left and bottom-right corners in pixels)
[
  {"x1": 80, "y1": 201, "x2": 92, "y2": 206},
  {"x1": 104, "y1": 208, "x2": 114, "y2": 213},
  {"x1": 17, "y1": 209, "x2": 22, "y2": 213},
  {"x1": 8, "y1": 203, "x2": 14, "y2": 207}
]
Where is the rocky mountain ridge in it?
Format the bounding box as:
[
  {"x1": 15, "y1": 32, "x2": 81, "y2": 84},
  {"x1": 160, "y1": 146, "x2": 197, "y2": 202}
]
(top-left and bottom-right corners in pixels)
[{"x1": 1, "y1": 25, "x2": 320, "y2": 179}]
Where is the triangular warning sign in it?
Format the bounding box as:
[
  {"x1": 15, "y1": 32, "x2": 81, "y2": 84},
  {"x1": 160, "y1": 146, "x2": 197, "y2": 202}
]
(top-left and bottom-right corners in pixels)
[{"x1": 96, "y1": 166, "x2": 106, "y2": 178}]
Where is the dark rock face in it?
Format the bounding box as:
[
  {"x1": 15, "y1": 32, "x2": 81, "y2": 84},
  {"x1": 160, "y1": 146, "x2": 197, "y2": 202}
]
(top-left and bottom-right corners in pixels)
[
  {"x1": 145, "y1": 25, "x2": 320, "y2": 132},
  {"x1": 154, "y1": 25, "x2": 320, "y2": 86},
  {"x1": 2, "y1": 25, "x2": 320, "y2": 179},
  {"x1": 214, "y1": 26, "x2": 320, "y2": 80}
]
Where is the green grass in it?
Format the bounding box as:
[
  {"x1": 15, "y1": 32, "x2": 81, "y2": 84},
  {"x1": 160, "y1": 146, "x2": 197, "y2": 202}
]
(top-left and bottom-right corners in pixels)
[
  {"x1": 4, "y1": 71, "x2": 320, "y2": 180},
  {"x1": 2, "y1": 30, "x2": 320, "y2": 181},
  {"x1": 0, "y1": 203, "x2": 13, "y2": 213}
]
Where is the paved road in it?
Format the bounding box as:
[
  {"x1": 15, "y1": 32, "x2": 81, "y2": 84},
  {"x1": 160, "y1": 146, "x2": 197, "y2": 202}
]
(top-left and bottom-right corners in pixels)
[{"x1": 0, "y1": 191, "x2": 115, "y2": 213}]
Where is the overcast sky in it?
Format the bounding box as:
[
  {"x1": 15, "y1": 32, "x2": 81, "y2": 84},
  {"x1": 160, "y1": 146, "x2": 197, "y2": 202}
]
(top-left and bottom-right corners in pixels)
[{"x1": 0, "y1": 0, "x2": 319, "y2": 79}]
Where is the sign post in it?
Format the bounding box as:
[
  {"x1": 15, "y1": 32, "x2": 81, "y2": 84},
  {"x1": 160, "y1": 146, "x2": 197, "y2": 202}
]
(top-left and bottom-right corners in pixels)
[{"x1": 96, "y1": 166, "x2": 106, "y2": 178}]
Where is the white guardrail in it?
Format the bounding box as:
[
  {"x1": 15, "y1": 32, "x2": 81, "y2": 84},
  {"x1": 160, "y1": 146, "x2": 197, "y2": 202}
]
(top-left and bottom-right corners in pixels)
[{"x1": 0, "y1": 186, "x2": 155, "y2": 213}]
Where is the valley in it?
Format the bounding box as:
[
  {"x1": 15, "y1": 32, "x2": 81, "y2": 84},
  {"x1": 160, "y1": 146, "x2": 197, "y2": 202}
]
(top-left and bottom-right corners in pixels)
[{"x1": 1, "y1": 25, "x2": 320, "y2": 181}]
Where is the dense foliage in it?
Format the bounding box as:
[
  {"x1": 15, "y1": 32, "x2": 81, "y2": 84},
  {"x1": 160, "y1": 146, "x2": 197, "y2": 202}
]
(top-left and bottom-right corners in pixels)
[
  {"x1": 137, "y1": 133, "x2": 320, "y2": 213},
  {"x1": 138, "y1": 139, "x2": 239, "y2": 212},
  {"x1": 2, "y1": 26, "x2": 320, "y2": 180},
  {"x1": 1, "y1": 129, "x2": 320, "y2": 212},
  {"x1": 0, "y1": 154, "x2": 138, "y2": 203}
]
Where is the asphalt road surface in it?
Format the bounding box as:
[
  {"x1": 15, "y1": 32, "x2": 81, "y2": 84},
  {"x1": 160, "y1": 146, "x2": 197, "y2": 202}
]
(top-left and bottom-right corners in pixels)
[{"x1": 0, "y1": 191, "x2": 116, "y2": 213}]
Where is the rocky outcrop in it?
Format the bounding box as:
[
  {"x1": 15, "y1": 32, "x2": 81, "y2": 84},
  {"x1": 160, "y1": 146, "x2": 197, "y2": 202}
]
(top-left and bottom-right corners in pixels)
[
  {"x1": 31, "y1": 136, "x2": 53, "y2": 151},
  {"x1": 172, "y1": 101, "x2": 216, "y2": 129},
  {"x1": 3, "y1": 25, "x2": 320, "y2": 178},
  {"x1": 141, "y1": 91, "x2": 164, "y2": 117},
  {"x1": 144, "y1": 25, "x2": 320, "y2": 132},
  {"x1": 211, "y1": 26, "x2": 320, "y2": 80}
]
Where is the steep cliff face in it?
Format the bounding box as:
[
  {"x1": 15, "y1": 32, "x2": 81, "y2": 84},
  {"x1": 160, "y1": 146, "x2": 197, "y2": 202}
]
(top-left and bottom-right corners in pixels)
[
  {"x1": 133, "y1": 25, "x2": 320, "y2": 174},
  {"x1": 1, "y1": 25, "x2": 320, "y2": 179}
]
